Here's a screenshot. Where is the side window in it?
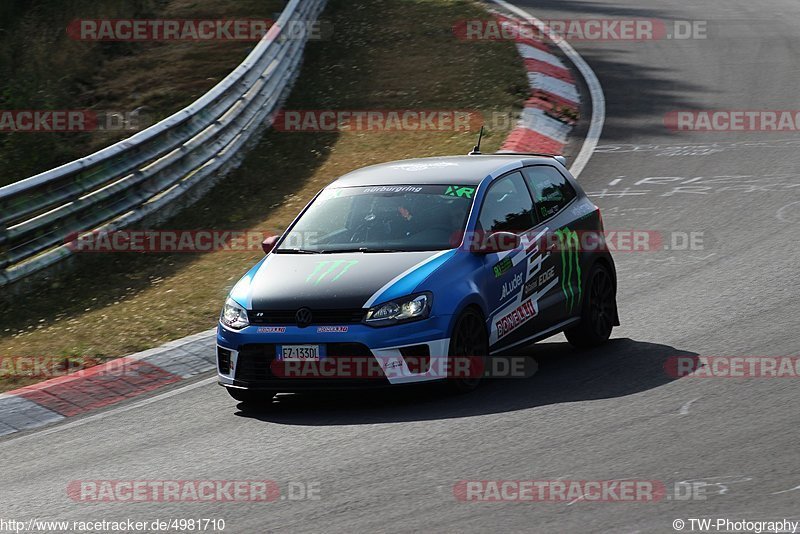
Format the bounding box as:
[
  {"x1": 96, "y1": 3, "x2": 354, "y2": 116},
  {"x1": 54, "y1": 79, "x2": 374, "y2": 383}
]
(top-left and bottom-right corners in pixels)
[
  {"x1": 478, "y1": 172, "x2": 535, "y2": 234},
  {"x1": 523, "y1": 166, "x2": 577, "y2": 220}
]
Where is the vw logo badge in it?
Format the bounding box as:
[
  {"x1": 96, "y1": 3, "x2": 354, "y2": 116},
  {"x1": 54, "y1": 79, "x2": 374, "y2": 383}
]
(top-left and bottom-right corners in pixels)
[{"x1": 295, "y1": 308, "x2": 313, "y2": 328}]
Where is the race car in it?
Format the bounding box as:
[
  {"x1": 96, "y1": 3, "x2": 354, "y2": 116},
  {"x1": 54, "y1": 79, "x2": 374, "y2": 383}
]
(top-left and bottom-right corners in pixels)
[{"x1": 217, "y1": 153, "x2": 619, "y2": 403}]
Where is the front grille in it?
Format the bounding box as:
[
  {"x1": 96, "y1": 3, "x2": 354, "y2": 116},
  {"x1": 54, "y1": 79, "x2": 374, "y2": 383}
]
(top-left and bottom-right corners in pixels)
[
  {"x1": 217, "y1": 347, "x2": 232, "y2": 374},
  {"x1": 248, "y1": 309, "x2": 365, "y2": 325},
  {"x1": 326, "y1": 343, "x2": 373, "y2": 358},
  {"x1": 234, "y1": 343, "x2": 387, "y2": 388}
]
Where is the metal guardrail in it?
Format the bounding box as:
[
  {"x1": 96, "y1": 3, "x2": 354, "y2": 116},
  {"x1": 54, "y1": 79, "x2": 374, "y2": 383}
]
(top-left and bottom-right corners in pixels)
[{"x1": 0, "y1": 0, "x2": 327, "y2": 287}]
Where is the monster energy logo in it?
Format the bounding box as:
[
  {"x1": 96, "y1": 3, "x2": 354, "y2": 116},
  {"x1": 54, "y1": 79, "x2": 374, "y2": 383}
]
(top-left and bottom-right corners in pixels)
[
  {"x1": 306, "y1": 260, "x2": 358, "y2": 285},
  {"x1": 444, "y1": 186, "x2": 475, "y2": 199},
  {"x1": 555, "y1": 228, "x2": 581, "y2": 312}
]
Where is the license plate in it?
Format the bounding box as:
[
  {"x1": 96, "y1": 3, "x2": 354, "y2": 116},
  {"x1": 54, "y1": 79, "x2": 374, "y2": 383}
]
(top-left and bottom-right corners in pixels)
[{"x1": 278, "y1": 344, "x2": 322, "y2": 361}]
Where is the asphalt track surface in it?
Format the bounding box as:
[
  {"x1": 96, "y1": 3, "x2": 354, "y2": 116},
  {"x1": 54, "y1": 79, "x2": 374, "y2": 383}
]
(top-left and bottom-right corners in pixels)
[{"x1": 2, "y1": 0, "x2": 800, "y2": 532}]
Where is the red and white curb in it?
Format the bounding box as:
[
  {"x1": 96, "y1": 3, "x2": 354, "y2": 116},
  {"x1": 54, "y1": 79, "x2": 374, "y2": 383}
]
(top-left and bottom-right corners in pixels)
[
  {"x1": 489, "y1": 10, "x2": 581, "y2": 155},
  {"x1": 0, "y1": 330, "x2": 215, "y2": 437},
  {"x1": 490, "y1": 0, "x2": 605, "y2": 179}
]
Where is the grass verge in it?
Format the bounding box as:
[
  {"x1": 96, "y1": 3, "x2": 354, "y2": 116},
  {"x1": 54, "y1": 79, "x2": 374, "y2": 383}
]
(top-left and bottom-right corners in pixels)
[
  {"x1": 0, "y1": 0, "x2": 283, "y2": 186},
  {"x1": 0, "y1": 0, "x2": 529, "y2": 391}
]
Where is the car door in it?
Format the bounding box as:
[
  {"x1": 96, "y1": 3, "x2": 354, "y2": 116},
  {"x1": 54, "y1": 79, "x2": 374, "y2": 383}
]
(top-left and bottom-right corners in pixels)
[
  {"x1": 521, "y1": 165, "x2": 584, "y2": 326},
  {"x1": 476, "y1": 171, "x2": 550, "y2": 352}
]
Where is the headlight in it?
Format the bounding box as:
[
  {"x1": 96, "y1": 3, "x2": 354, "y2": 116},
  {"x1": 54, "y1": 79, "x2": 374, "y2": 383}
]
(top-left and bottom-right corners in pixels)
[
  {"x1": 365, "y1": 293, "x2": 432, "y2": 327},
  {"x1": 220, "y1": 297, "x2": 249, "y2": 330}
]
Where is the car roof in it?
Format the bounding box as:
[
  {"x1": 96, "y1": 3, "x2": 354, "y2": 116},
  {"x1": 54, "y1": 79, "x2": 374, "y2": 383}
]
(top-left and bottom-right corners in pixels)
[{"x1": 329, "y1": 155, "x2": 562, "y2": 187}]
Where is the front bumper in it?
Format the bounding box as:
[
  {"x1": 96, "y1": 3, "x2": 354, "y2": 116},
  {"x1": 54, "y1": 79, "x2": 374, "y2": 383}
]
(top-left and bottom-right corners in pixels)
[{"x1": 216, "y1": 315, "x2": 453, "y2": 391}]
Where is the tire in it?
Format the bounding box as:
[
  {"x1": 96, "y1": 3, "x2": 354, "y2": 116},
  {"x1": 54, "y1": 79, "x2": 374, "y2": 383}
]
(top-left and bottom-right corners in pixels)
[
  {"x1": 225, "y1": 387, "x2": 274, "y2": 405},
  {"x1": 565, "y1": 263, "x2": 616, "y2": 348},
  {"x1": 446, "y1": 308, "x2": 489, "y2": 393}
]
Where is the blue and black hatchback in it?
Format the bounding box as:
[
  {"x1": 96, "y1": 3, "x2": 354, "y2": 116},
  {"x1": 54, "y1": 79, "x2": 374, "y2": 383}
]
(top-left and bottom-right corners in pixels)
[{"x1": 217, "y1": 154, "x2": 619, "y2": 402}]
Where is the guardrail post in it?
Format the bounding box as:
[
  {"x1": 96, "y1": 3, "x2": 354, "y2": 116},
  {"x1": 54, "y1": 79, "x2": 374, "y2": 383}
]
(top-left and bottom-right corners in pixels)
[{"x1": 0, "y1": 223, "x2": 8, "y2": 270}]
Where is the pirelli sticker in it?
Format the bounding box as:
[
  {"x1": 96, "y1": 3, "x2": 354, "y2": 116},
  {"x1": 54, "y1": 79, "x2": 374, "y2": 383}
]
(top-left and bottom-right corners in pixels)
[{"x1": 496, "y1": 299, "x2": 537, "y2": 339}]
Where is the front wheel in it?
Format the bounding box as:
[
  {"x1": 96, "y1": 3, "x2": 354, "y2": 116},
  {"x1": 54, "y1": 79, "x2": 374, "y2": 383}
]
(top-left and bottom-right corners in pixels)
[
  {"x1": 564, "y1": 263, "x2": 617, "y2": 348},
  {"x1": 446, "y1": 308, "x2": 489, "y2": 393}
]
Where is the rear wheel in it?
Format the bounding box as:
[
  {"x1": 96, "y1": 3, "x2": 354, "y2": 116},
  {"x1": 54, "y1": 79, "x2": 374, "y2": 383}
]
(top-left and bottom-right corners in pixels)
[
  {"x1": 565, "y1": 263, "x2": 616, "y2": 348},
  {"x1": 225, "y1": 388, "x2": 274, "y2": 405},
  {"x1": 446, "y1": 308, "x2": 489, "y2": 393}
]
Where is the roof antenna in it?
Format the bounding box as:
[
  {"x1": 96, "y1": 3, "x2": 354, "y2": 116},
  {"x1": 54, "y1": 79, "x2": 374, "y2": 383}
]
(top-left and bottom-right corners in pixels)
[{"x1": 468, "y1": 125, "x2": 485, "y2": 155}]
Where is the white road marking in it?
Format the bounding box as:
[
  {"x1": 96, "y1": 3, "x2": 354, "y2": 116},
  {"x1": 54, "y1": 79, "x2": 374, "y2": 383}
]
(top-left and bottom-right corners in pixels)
[
  {"x1": 566, "y1": 477, "x2": 640, "y2": 506},
  {"x1": 777, "y1": 200, "x2": 800, "y2": 223},
  {"x1": 586, "y1": 188, "x2": 650, "y2": 198},
  {"x1": 0, "y1": 375, "x2": 217, "y2": 446},
  {"x1": 491, "y1": 0, "x2": 605, "y2": 179},
  {"x1": 678, "y1": 475, "x2": 753, "y2": 496},
  {"x1": 609, "y1": 178, "x2": 622, "y2": 186},
  {"x1": 771, "y1": 484, "x2": 800, "y2": 495},
  {"x1": 679, "y1": 397, "x2": 700, "y2": 415}
]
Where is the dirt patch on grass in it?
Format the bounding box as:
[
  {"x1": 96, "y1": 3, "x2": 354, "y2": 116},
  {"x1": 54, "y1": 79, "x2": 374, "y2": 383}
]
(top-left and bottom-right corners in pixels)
[{"x1": 0, "y1": 0, "x2": 529, "y2": 392}]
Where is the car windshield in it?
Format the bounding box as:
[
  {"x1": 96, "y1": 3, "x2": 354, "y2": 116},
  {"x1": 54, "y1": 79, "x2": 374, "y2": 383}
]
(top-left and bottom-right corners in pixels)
[{"x1": 276, "y1": 184, "x2": 475, "y2": 253}]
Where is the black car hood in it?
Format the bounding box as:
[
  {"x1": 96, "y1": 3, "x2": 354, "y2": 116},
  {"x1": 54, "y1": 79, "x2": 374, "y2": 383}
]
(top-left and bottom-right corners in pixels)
[{"x1": 243, "y1": 251, "x2": 439, "y2": 310}]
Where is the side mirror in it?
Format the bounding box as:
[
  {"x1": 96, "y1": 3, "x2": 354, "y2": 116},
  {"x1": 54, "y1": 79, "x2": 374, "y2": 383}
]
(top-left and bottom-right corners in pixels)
[
  {"x1": 261, "y1": 235, "x2": 279, "y2": 255},
  {"x1": 471, "y1": 231, "x2": 521, "y2": 255}
]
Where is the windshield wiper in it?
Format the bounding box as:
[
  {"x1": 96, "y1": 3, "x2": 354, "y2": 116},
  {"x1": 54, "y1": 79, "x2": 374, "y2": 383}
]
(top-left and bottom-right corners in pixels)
[
  {"x1": 275, "y1": 248, "x2": 321, "y2": 254},
  {"x1": 318, "y1": 247, "x2": 404, "y2": 253}
]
